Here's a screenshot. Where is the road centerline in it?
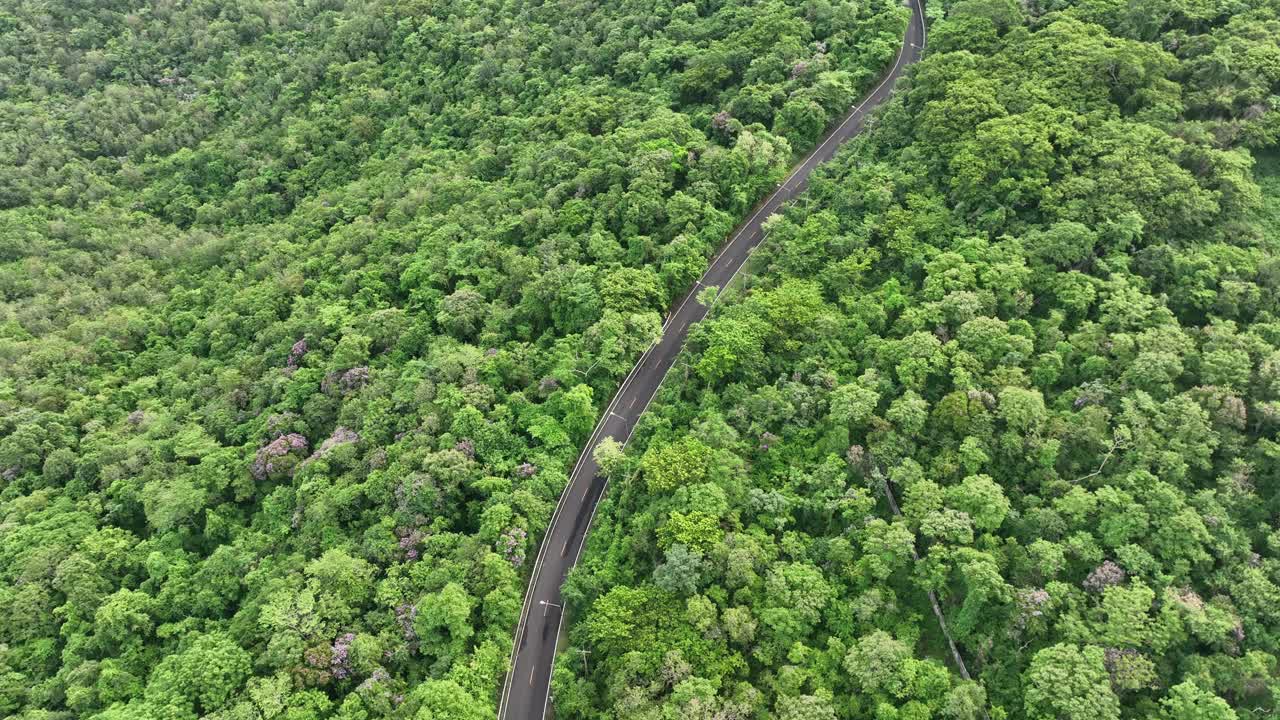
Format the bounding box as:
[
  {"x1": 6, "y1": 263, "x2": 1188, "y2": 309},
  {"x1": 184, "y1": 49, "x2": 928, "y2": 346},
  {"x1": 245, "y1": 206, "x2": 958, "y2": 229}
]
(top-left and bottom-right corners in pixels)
[{"x1": 496, "y1": 3, "x2": 927, "y2": 717}]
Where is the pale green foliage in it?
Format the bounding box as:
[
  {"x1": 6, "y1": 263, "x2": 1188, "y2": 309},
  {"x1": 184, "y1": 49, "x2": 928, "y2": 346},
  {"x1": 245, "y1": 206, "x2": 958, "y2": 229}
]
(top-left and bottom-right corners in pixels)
[{"x1": 1023, "y1": 644, "x2": 1120, "y2": 720}]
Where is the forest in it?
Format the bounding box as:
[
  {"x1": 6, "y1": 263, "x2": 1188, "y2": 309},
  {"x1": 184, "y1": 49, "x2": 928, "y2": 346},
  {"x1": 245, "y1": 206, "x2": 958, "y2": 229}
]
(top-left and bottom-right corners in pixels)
[
  {"x1": 2, "y1": 0, "x2": 1280, "y2": 718},
  {"x1": 0, "y1": 0, "x2": 909, "y2": 718},
  {"x1": 552, "y1": 0, "x2": 1280, "y2": 718}
]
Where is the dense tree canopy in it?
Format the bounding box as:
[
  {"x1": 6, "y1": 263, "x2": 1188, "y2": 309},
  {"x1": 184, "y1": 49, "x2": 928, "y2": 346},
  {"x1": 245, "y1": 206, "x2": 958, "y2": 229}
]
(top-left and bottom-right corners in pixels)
[
  {"x1": 556, "y1": 0, "x2": 1280, "y2": 718},
  {"x1": 0, "y1": 0, "x2": 909, "y2": 717},
  {"x1": 6, "y1": 0, "x2": 1280, "y2": 716}
]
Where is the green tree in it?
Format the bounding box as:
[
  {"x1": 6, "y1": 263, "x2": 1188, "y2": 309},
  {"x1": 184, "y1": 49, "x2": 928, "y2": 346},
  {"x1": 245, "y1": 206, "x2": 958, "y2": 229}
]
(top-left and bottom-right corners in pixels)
[
  {"x1": 1159, "y1": 681, "x2": 1237, "y2": 720},
  {"x1": 844, "y1": 631, "x2": 912, "y2": 696},
  {"x1": 415, "y1": 583, "x2": 476, "y2": 667},
  {"x1": 641, "y1": 437, "x2": 713, "y2": 493},
  {"x1": 1023, "y1": 644, "x2": 1120, "y2": 720}
]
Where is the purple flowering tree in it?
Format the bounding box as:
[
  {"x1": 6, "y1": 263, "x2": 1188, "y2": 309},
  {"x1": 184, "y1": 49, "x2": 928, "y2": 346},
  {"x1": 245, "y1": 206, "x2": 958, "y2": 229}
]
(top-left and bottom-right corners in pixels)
[
  {"x1": 307, "y1": 427, "x2": 360, "y2": 462},
  {"x1": 286, "y1": 338, "x2": 308, "y2": 371},
  {"x1": 397, "y1": 527, "x2": 426, "y2": 561},
  {"x1": 251, "y1": 433, "x2": 309, "y2": 480},
  {"x1": 330, "y1": 632, "x2": 356, "y2": 679},
  {"x1": 497, "y1": 527, "x2": 528, "y2": 567},
  {"x1": 1083, "y1": 561, "x2": 1127, "y2": 592}
]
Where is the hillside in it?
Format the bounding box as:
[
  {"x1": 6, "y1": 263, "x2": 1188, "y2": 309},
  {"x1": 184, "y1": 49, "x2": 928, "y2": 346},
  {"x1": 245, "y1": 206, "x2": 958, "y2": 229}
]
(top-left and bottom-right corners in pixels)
[
  {"x1": 0, "y1": 0, "x2": 907, "y2": 718},
  {"x1": 555, "y1": 0, "x2": 1280, "y2": 718},
  {"x1": 4, "y1": 0, "x2": 1280, "y2": 718}
]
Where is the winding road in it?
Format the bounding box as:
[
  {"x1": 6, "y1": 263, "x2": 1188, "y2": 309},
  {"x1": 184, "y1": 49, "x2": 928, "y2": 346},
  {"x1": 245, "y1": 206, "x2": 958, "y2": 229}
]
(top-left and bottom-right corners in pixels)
[{"x1": 498, "y1": 2, "x2": 926, "y2": 717}]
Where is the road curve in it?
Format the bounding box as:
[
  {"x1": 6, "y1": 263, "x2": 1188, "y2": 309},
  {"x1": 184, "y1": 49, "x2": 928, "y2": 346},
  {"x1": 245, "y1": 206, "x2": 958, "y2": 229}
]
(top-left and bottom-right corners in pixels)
[{"x1": 498, "y1": 3, "x2": 926, "y2": 717}]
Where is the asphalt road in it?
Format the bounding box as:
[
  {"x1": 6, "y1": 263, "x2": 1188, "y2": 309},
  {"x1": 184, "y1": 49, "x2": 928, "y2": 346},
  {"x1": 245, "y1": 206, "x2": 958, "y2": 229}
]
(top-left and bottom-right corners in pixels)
[{"x1": 498, "y1": 2, "x2": 926, "y2": 717}]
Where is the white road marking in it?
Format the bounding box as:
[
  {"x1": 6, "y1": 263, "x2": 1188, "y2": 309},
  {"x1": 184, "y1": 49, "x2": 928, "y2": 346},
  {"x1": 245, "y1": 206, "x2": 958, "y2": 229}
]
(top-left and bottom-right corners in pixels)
[{"x1": 500, "y1": 4, "x2": 926, "y2": 717}]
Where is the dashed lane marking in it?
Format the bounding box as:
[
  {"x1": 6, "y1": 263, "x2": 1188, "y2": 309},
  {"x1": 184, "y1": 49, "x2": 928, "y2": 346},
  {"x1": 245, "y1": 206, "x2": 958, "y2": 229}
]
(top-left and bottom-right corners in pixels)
[{"x1": 502, "y1": 4, "x2": 927, "y2": 717}]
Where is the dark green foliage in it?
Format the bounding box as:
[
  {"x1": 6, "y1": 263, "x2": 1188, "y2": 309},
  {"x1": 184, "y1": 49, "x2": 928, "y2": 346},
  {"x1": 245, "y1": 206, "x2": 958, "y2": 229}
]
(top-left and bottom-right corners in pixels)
[
  {"x1": 0, "y1": 0, "x2": 908, "y2": 717},
  {"x1": 557, "y1": 1, "x2": 1280, "y2": 718}
]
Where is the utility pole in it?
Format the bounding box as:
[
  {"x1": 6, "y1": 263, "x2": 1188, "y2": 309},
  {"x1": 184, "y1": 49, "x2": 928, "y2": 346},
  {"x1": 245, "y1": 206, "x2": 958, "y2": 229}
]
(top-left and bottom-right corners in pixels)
[
  {"x1": 539, "y1": 599, "x2": 561, "y2": 617},
  {"x1": 573, "y1": 648, "x2": 591, "y2": 674}
]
